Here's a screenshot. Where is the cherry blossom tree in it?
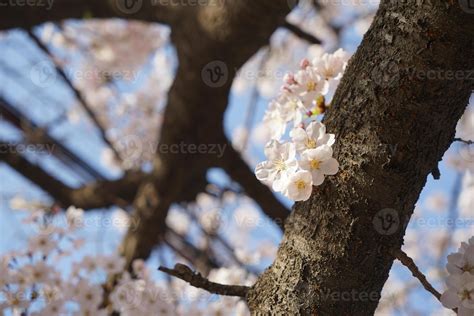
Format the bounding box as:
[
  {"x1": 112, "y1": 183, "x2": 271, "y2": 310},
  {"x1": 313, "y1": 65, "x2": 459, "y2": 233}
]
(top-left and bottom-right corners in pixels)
[{"x1": 0, "y1": 0, "x2": 473, "y2": 315}]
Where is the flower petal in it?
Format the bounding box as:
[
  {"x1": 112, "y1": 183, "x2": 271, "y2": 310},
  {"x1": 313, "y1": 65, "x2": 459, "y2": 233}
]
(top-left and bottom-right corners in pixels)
[
  {"x1": 440, "y1": 289, "x2": 460, "y2": 309},
  {"x1": 320, "y1": 158, "x2": 339, "y2": 175}
]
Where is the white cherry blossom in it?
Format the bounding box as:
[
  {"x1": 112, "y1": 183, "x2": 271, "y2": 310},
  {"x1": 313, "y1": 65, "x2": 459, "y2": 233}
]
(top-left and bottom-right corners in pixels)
[
  {"x1": 460, "y1": 237, "x2": 474, "y2": 253},
  {"x1": 278, "y1": 94, "x2": 309, "y2": 127},
  {"x1": 313, "y1": 48, "x2": 349, "y2": 81},
  {"x1": 283, "y1": 170, "x2": 313, "y2": 201},
  {"x1": 28, "y1": 233, "x2": 56, "y2": 255},
  {"x1": 36, "y1": 300, "x2": 65, "y2": 315},
  {"x1": 290, "y1": 121, "x2": 335, "y2": 153},
  {"x1": 26, "y1": 262, "x2": 53, "y2": 284},
  {"x1": 75, "y1": 280, "x2": 104, "y2": 309},
  {"x1": 313, "y1": 48, "x2": 349, "y2": 97},
  {"x1": 167, "y1": 207, "x2": 191, "y2": 236},
  {"x1": 66, "y1": 206, "x2": 84, "y2": 228},
  {"x1": 456, "y1": 100, "x2": 473, "y2": 141},
  {"x1": 110, "y1": 280, "x2": 142, "y2": 312},
  {"x1": 255, "y1": 52, "x2": 345, "y2": 201},
  {"x1": 293, "y1": 67, "x2": 329, "y2": 105},
  {"x1": 447, "y1": 244, "x2": 474, "y2": 276},
  {"x1": 440, "y1": 272, "x2": 474, "y2": 316},
  {"x1": 102, "y1": 255, "x2": 126, "y2": 275},
  {"x1": 262, "y1": 101, "x2": 288, "y2": 140},
  {"x1": 299, "y1": 145, "x2": 339, "y2": 185},
  {"x1": 255, "y1": 140, "x2": 298, "y2": 192}
]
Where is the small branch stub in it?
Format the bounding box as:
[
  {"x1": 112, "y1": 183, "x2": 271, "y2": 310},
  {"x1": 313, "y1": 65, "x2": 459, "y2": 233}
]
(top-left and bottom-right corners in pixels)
[
  {"x1": 454, "y1": 138, "x2": 473, "y2": 145},
  {"x1": 158, "y1": 264, "x2": 250, "y2": 298},
  {"x1": 283, "y1": 21, "x2": 322, "y2": 44},
  {"x1": 391, "y1": 249, "x2": 441, "y2": 301}
]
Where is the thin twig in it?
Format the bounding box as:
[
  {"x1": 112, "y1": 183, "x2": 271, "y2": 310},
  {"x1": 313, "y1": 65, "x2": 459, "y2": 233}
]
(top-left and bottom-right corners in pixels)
[
  {"x1": 158, "y1": 264, "x2": 250, "y2": 298},
  {"x1": 26, "y1": 29, "x2": 123, "y2": 163},
  {"x1": 454, "y1": 138, "x2": 473, "y2": 145},
  {"x1": 391, "y1": 249, "x2": 441, "y2": 301},
  {"x1": 283, "y1": 21, "x2": 322, "y2": 44}
]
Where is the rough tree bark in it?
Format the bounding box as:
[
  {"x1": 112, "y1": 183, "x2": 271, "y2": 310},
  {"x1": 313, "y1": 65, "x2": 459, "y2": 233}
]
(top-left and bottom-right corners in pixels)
[
  {"x1": 1, "y1": 1, "x2": 473, "y2": 314},
  {"x1": 248, "y1": 1, "x2": 474, "y2": 315}
]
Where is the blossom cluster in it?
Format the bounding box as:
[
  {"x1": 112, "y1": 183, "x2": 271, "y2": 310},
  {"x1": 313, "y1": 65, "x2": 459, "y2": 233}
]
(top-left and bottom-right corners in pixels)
[
  {"x1": 255, "y1": 49, "x2": 349, "y2": 201},
  {"x1": 441, "y1": 237, "x2": 474, "y2": 315},
  {"x1": 0, "y1": 206, "x2": 124, "y2": 315},
  {"x1": 39, "y1": 21, "x2": 173, "y2": 171},
  {"x1": 2, "y1": 200, "x2": 262, "y2": 315}
]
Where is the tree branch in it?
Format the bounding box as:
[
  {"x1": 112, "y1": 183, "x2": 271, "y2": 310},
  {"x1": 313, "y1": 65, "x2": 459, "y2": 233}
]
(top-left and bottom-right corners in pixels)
[
  {"x1": 0, "y1": 141, "x2": 73, "y2": 205},
  {"x1": 119, "y1": 0, "x2": 291, "y2": 268},
  {"x1": 391, "y1": 248, "x2": 441, "y2": 301},
  {"x1": 159, "y1": 264, "x2": 250, "y2": 298},
  {"x1": 283, "y1": 21, "x2": 322, "y2": 44},
  {"x1": 0, "y1": 141, "x2": 143, "y2": 209},
  {"x1": 27, "y1": 29, "x2": 123, "y2": 164},
  {"x1": 0, "y1": 0, "x2": 180, "y2": 31},
  {"x1": 0, "y1": 96, "x2": 105, "y2": 181},
  {"x1": 454, "y1": 138, "x2": 473, "y2": 145},
  {"x1": 66, "y1": 171, "x2": 143, "y2": 209}
]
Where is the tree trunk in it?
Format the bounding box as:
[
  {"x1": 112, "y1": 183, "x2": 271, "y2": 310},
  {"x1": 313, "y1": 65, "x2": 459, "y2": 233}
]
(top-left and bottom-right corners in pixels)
[
  {"x1": 248, "y1": 1, "x2": 474, "y2": 315},
  {"x1": 120, "y1": 1, "x2": 291, "y2": 267}
]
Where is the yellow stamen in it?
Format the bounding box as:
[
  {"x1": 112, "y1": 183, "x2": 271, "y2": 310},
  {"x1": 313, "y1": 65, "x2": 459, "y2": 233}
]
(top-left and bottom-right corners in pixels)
[
  {"x1": 274, "y1": 159, "x2": 287, "y2": 171},
  {"x1": 310, "y1": 159, "x2": 321, "y2": 170},
  {"x1": 305, "y1": 139, "x2": 316, "y2": 149},
  {"x1": 296, "y1": 180, "x2": 306, "y2": 190},
  {"x1": 306, "y1": 81, "x2": 316, "y2": 92},
  {"x1": 459, "y1": 289, "x2": 472, "y2": 301},
  {"x1": 316, "y1": 95, "x2": 325, "y2": 107}
]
